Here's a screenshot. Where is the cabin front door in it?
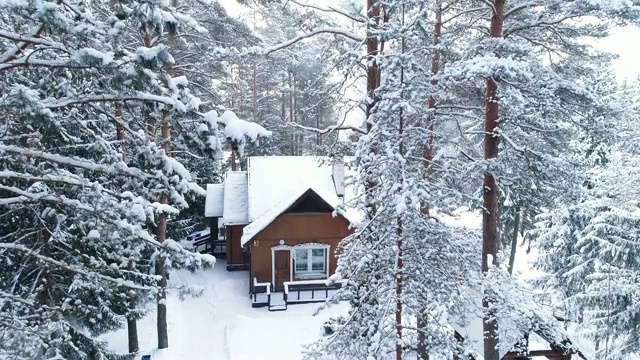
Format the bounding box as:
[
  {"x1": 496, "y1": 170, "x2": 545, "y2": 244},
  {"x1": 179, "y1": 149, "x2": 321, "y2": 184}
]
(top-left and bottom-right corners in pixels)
[{"x1": 274, "y1": 250, "x2": 290, "y2": 291}]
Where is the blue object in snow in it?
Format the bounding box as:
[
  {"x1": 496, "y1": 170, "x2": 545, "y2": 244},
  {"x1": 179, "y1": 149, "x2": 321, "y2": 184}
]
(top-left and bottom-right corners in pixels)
[
  {"x1": 141, "y1": 355, "x2": 151, "y2": 360},
  {"x1": 165, "y1": 271, "x2": 170, "y2": 280}
]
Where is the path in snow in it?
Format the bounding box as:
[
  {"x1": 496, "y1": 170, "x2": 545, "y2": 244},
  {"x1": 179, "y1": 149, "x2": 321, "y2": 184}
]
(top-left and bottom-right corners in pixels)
[{"x1": 102, "y1": 260, "x2": 348, "y2": 360}]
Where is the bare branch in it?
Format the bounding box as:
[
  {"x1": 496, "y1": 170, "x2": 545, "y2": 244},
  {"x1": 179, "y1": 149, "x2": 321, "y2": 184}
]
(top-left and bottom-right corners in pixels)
[
  {"x1": 284, "y1": 121, "x2": 367, "y2": 135},
  {"x1": 289, "y1": 0, "x2": 366, "y2": 23},
  {"x1": 257, "y1": 28, "x2": 363, "y2": 56},
  {"x1": 504, "y1": 1, "x2": 540, "y2": 19},
  {"x1": 477, "y1": 0, "x2": 497, "y2": 15}
]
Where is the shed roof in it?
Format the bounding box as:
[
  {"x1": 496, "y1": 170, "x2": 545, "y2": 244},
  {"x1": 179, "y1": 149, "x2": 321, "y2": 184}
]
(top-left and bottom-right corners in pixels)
[
  {"x1": 204, "y1": 184, "x2": 224, "y2": 217},
  {"x1": 222, "y1": 171, "x2": 248, "y2": 225}
]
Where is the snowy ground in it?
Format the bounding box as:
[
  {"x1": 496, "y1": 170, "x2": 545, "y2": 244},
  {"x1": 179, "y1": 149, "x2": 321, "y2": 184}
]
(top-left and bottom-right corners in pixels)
[
  {"x1": 102, "y1": 260, "x2": 348, "y2": 360},
  {"x1": 102, "y1": 211, "x2": 581, "y2": 359}
]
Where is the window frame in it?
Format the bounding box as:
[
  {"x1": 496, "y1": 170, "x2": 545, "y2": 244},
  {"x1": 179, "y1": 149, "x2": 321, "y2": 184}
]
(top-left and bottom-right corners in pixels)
[{"x1": 294, "y1": 247, "x2": 327, "y2": 275}]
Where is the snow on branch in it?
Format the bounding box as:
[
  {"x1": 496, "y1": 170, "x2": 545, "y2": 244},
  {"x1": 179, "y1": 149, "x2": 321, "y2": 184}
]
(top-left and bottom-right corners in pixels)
[
  {"x1": 0, "y1": 30, "x2": 55, "y2": 47},
  {"x1": 202, "y1": 110, "x2": 271, "y2": 157},
  {"x1": 0, "y1": 243, "x2": 158, "y2": 291},
  {"x1": 217, "y1": 110, "x2": 271, "y2": 142},
  {"x1": 0, "y1": 145, "x2": 146, "y2": 178},
  {"x1": 0, "y1": 24, "x2": 46, "y2": 64},
  {"x1": 0, "y1": 58, "x2": 88, "y2": 72},
  {"x1": 0, "y1": 170, "x2": 89, "y2": 188},
  {"x1": 0, "y1": 183, "x2": 168, "y2": 248},
  {"x1": 43, "y1": 93, "x2": 186, "y2": 111}
]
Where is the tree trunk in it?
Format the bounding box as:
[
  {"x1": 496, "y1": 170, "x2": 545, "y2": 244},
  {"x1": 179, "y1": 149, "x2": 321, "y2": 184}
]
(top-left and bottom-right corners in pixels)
[
  {"x1": 156, "y1": 111, "x2": 170, "y2": 349},
  {"x1": 155, "y1": 244, "x2": 168, "y2": 349},
  {"x1": 482, "y1": 1, "x2": 504, "y2": 359},
  {"x1": 114, "y1": 0, "x2": 137, "y2": 348},
  {"x1": 395, "y1": 6, "x2": 407, "y2": 360},
  {"x1": 115, "y1": 103, "x2": 126, "y2": 159},
  {"x1": 155, "y1": 12, "x2": 178, "y2": 349},
  {"x1": 289, "y1": 71, "x2": 295, "y2": 156},
  {"x1": 423, "y1": 2, "x2": 441, "y2": 172},
  {"x1": 396, "y1": 216, "x2": 403, "y2": 360},
  {"x1": 142, "y1": 29, "x2": 156, "y2": 136},
  {"x1": 508, "y1": 205, "x2": 521, "y2": 275},
  {"x1": 127, "y1": 261, "x2": 139, "y2": 353},
  {"x1": 417, "y1": 4, "x2": 441, "y2": 358},
  {"x1": 116, "y1": 103, "x2": 139, "y2": 353},
  {"x1": 230, "y1": 149, "x2": 237, "y2": 171},
  {"x1": 316, "y1": 111, "x2": 321, "y2": 154},
  {"x1": 253, "y1": 62, "x2": 257, "y2": 122},
  {"x1": 364, "y1": 0, "x2": 380, "y2": 216}
]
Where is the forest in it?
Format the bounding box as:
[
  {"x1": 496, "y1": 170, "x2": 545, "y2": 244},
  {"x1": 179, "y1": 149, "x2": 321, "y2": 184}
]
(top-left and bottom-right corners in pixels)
[{"x1": 2, "y1": 0, "x2": 640, "y2": 359}]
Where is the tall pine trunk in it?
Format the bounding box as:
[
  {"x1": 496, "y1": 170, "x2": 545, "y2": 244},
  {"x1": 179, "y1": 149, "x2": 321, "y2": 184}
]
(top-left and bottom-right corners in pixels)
[
  {"x1": 116, "y1": 101, "x2": 140, "y2": 353},
  {"x1": 395, "y1": 12, "x2": 405, "y2": 360},
  {"x1": 316, "y1": 111, "x2": 321, "y2": 154},
  {"x1": 127, "y1": 260, "x2": 139, "y2": 353},
  {"x1": 289, "y1": 71, "x2": 295, "y2": 156},
  {"x1": 482, "y1": 1, "x2": 504, "y2": 359},
  {"x1": 508, "y1": 205, "x2": 521, "y2": 275},
  {"x1": 141, "y1": 22, "x2": 168, "y2": 350},
  {"x1": 396, "y1": 214, "x2": 403, "y2": 360},
  {"x1": 365, "y1": 0, "x2": 380, "y2": 215},
  {"x1": 417, "y1": 2, "x2": 441, "y2": 358},
  {"x1": 156, "y1": 121, "x2": 169, "y2": 349},
  {"x1": 253, "y1": 62, "x2": 257, "y2": 122},
  {"x1": 154, "y1": 10, "x2": 179, "y2": 348}
]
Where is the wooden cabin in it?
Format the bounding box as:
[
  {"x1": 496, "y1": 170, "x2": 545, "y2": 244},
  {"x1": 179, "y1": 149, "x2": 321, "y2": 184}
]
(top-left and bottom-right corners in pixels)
[
  {"x1": 204, "y1": 156, "x2": 357, "y2": 306},
  {"x1": 243, "y1": 190, "x2": 352, "y2": 292}
]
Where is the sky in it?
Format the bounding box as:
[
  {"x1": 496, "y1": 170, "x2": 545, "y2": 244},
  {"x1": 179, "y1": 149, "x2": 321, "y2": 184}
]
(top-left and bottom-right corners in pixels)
[
  {"x1": 597, "y1": 26, "x2": 640, "y2": 80},
  {"x1": 219, "y1": 0, "x2": 640, "y2": 81}
]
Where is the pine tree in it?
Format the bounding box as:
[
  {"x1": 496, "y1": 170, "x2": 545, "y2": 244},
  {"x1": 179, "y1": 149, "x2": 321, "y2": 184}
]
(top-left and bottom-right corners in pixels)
[
  {"x1": 532, "y1": 76, "x2": 640, "y2": 358},
  {"x1": 0, "y1": 0, "x2": 269, "y2": 356}
]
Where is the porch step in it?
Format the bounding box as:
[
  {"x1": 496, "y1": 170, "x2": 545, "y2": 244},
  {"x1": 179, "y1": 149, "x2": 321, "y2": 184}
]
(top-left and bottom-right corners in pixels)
[
  {"x1": 268, "y1": 292, "x2": 287, "y2": 311},
  {"x1": 268, "y1": 304, "x2": 287, "y2": 312}
]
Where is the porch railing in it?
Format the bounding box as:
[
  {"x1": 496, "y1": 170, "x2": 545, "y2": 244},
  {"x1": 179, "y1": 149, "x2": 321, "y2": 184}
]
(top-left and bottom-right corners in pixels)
[
  {"x1": 283, "y1": 279, "x2": 345, "y2": 303},
  {"x1": 191, "y1": 233, "x2": 225, "y2": 255},
  {"x1": 252, "y1": 277, "x2": 271, "y2": 308}
]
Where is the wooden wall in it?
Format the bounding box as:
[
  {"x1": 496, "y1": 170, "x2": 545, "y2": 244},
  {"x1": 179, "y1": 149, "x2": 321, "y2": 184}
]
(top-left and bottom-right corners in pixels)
[
  {"x1": 249, "y1": 213, "x2": 352, "y2": 290},
  {"x1": 226, "y1": 225, "x2": 249, "y2": 270}
]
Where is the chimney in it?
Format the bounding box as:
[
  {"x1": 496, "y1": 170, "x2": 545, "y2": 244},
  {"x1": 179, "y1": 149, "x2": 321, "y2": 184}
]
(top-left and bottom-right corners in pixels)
[{"x1": 332, "y1": 158, "x2": 345, "y2": 198}]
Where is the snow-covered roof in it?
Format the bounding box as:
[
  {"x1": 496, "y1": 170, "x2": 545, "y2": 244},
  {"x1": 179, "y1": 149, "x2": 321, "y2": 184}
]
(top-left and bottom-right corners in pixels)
[
  {"x1": 205, "y1": 156, "x2": 361, "y2": 241},
  {"x1": 222, "y1": 171, "x2": 249, "y2": 225},
  {"x1": 240, "y1": 156, "x2": 356, "y2": 246},
  {"x1": 246, "y1": 156, "x2": 340, "y2": 222},
  {"x1": 204, "y1": 184, "x2": 224, "y2": 217}
]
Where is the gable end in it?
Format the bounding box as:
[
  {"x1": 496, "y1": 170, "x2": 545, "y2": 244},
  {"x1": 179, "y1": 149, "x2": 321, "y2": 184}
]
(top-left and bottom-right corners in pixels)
[{"x1": 285, "y1": 189, "x2": 335, "y2": 214}]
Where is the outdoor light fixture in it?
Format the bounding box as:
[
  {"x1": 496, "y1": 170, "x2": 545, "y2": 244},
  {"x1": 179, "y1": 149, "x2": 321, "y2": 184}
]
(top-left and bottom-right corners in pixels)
[{"x1": 279, "y1": 239, "x2": 285, "y2": 245}]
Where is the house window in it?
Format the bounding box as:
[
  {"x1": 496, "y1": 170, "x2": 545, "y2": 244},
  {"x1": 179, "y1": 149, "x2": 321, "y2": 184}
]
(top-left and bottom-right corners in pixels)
[{"x1": 294, "y1": 248, "x2": 327, "y2": 274}]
